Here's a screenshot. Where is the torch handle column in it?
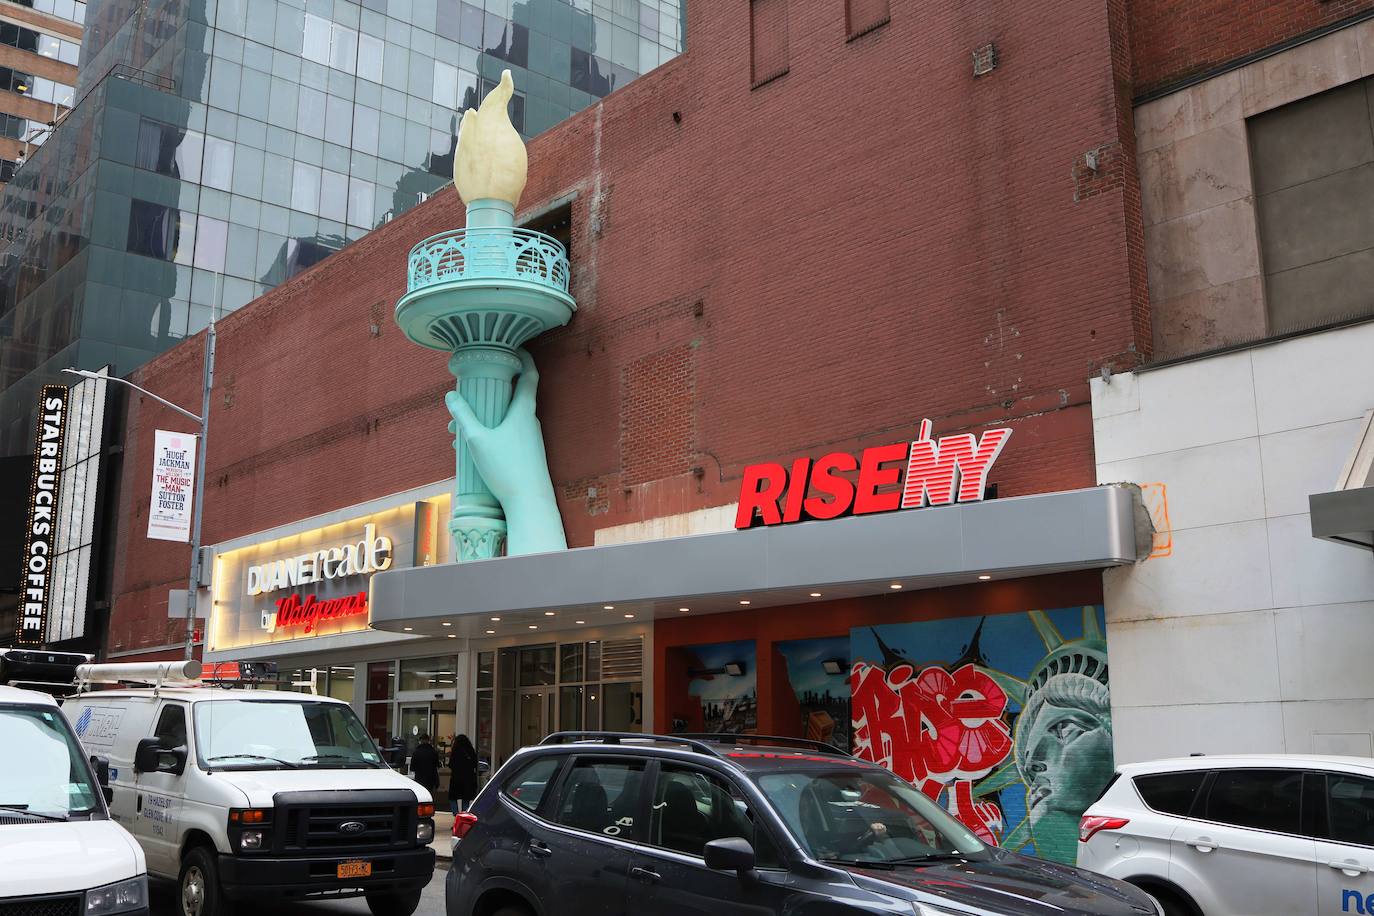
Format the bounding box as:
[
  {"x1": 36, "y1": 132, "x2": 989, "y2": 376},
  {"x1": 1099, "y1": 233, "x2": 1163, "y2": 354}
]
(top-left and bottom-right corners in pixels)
[{"x1": 448, "y1": 346, "x2": 520, "y2": 559}]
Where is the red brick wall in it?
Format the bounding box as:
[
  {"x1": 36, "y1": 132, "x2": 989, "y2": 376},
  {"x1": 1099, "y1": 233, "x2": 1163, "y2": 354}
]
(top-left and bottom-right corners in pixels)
[
  {"x1": 108, "y1": 0, "x2": 1147, "y2": 655},
  {"x1": 1131, "y1": 0, "x2": 1374, "y2": 97}
]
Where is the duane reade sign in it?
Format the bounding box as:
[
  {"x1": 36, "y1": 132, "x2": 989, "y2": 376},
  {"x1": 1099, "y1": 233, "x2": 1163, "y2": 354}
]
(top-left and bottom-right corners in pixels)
[
  {"x1": 246, "y1": 524, "x2": 394, "y2": 595},
  {"x1": 208, "y1": 498, "x2": 444, "y2": 652}
]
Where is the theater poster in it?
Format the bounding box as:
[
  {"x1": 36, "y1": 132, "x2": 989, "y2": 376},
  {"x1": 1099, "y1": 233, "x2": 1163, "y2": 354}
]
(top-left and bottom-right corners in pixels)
[{"x1": 850, "y1": 606, "x2": 1112, "y2": 864}]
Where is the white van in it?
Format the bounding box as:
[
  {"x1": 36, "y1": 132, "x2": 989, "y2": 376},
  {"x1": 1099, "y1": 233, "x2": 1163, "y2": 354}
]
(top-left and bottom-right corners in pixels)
[
  {"x1": 0, "y1": 664, "x2": 147, "y2": 913},
  {"x1": 62, "y1": 661, "x2": 435, "y2": 916}
]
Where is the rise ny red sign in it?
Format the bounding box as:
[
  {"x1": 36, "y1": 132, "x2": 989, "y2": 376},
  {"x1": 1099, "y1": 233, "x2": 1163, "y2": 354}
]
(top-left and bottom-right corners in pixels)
[{"x1": 734, "y1": 419, "x2": 1011, "y2": 529}]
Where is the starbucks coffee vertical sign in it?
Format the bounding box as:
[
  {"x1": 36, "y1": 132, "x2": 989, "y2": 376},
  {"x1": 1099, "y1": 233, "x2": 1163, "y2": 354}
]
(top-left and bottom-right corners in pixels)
[
  {"x1": 15, "y1": 385, "x2": 70, "y2": 645},
  {"x1": 148, "y1": 430, "x2": 198, "y2": 542}
]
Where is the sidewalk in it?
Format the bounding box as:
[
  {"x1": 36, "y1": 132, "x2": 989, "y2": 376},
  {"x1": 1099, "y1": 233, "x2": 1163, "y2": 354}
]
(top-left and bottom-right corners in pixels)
[{"x1": 429, "y1": 810, "x2": 454, "y2": 860}]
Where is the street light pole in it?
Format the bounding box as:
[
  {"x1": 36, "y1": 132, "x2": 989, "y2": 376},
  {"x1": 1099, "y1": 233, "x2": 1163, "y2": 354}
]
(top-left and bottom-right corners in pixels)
[{"x1": 62, "y1": 320, "x2": 215, "y2": 660}]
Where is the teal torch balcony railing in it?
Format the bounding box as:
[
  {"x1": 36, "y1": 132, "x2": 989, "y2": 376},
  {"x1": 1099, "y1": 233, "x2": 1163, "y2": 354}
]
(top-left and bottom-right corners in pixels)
[{"x1": 406, "y1": 226, "x2": 570, "y2": 295}]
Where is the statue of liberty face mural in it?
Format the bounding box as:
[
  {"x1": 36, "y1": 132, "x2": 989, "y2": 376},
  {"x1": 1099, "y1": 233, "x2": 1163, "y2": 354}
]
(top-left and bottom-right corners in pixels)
[
  {"x1": 977, "y1": 608, "x2": 1114, "y2": 862},
  {"x1": 850, "y1": 606, "x2": 1113, "y2": 864}
]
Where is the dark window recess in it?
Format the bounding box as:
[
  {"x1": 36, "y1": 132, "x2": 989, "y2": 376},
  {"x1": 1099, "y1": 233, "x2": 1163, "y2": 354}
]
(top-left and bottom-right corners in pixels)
[
  {"x1": 0, "y1": 159, "x2": 16, "y2": 182},
  {"x1": 502, "y1": 756, "x2": 561, "y2": 812},
  {"x1": 1135, "y1": 771, "x2": 1206, "y2": 816},
  {"x1": 570, "y1": 48, "x2": 619, "y2": 98},
  {"x1": 1327, "y1": 773, "x2": 1374, "y2": 846},
  {"x1": 126, "y1": 199, "x2": 183, "y2": 261},
  {"x1": 482, "y1": 18, "x2": 528, "y2": 68},
  {"x1": 750, "y1": 0, "x2": 789, "y2": 87},
  {"x1": 554, "y1": 758, "x2": 645, "y2": 838},
  {"x1": 0, "y1": 66, "x2": 34, "y2": 96},
  {"x1": 283, "y1": 236, "x2": 342, "y2": 281},
  {"x1": 521, "y1": 201, "x2": 572, "y2": 251},
  {"x1": 1204, "y1": 769, "x2": 1303, "y2": 834},
  {"x1": 846, "y1": 0, "x2": 890, "y2": 40},
  {"x1": 0, "y1": 113, "x2": 28, "y2": 140},
  {"x1": 1249, "y1": 77, "x2": 1374, "y2": 337}
]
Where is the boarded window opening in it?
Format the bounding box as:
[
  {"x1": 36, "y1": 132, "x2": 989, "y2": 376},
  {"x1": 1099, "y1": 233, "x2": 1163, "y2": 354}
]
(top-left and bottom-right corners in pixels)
[{"x1": 750, "y1": 0, "x2": 789, "y2": 88}]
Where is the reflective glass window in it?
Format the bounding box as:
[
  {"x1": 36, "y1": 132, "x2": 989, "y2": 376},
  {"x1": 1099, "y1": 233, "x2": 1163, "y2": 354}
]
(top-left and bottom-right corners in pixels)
[
  {"x1": 291, "y1": 161, "x2": 320, "y2": 212},
  {"x1": 202, "y1": 136, "x2": 235, "y2": 192},
  {"x1": 358, "y1": 33, "x2": 383, "y2": 82},
  {"x1": 432, "y1": 60, "x2": 456, "y2": 108},
  {"x1": 319, "y1": 168, "x2": 347, "y2": 222},
  {"x1": 194, "y1": 216, "x2": 228, "y2": 271},
  {"x1": 303, "y1": 13, "x2": 330, "y2": 64},
  {"x1": 330, "y1": 23, "x2": 358, "y2": 72},
  {"x1": 347, "y1": 177, "x2": 373, "y2": 227}
]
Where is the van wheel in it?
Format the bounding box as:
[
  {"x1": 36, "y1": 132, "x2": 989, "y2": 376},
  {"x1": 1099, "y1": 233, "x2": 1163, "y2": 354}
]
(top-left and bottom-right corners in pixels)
[
  {"x1": 365, "y1": 889, "x2": 422, "y2": 916},
  {"x1": 179, "y1": 847, "x2": 233, "y2": 916}
]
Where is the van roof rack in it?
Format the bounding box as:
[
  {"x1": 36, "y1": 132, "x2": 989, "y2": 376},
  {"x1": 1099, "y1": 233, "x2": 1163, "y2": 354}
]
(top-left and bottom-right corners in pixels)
[
  {"x1": 676, "y1": 733, "x2": 851, "y2": 757},
  {"x1": 539, "y1": 731, "x2": 723, "y2": 757},
  {"x1": 0, "y1": 648, "x2": 93, "y2": 697}
]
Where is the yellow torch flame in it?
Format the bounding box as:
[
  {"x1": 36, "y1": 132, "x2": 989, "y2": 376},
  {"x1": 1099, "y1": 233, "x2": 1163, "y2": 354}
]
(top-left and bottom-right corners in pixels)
[{"x1": 453, "y1": 69, "x2": 528, "y2": 207}]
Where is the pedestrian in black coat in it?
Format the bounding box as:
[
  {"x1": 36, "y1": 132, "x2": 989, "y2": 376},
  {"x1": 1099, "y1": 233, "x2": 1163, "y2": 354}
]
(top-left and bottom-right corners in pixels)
[
  {"x1": 410, "y1": 733, "x2": 440, "y2": 793},
  {"x1": 448, "y1": 734, "x2": 479, "y2": 814}
]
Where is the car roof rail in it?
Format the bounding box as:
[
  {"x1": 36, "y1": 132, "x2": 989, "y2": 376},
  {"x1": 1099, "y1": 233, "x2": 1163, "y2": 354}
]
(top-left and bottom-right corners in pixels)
[
  {"x1": 539, "y1": 731, "x2": 723, "y2": 757},
  {"x1": 675, "y1": 733, "x2": 852, "y2": 757}
]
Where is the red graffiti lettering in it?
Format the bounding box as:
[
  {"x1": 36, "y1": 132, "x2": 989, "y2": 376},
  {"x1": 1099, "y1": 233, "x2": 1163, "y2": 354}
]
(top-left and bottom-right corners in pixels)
[{"x1": 851, "y1": 661, "x2": 1012, "y2": 844}]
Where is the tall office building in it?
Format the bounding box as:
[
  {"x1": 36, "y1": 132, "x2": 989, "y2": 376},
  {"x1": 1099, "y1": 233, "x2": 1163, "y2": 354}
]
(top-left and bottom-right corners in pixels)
[
  {"x1": 0, "y1": 0, "x2": 83, "y2": 188},
  {"x1": 0, "y1": 0, "x2": 683, "y2": 452}
]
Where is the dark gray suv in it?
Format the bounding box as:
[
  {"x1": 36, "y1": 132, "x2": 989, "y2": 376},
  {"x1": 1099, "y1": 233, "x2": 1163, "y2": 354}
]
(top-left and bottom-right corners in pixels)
[{"x1": 446, "y1": 732, "x2": 1161, "y2": 916}]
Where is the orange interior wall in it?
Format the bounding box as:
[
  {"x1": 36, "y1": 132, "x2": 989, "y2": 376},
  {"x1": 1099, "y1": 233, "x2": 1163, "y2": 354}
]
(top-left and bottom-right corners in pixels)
[{"x1": 653, "y1": 569, "x2": 1105, "y2": 735}]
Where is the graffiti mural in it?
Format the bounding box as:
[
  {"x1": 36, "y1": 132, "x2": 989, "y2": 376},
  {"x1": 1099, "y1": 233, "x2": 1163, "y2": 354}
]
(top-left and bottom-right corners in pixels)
[
  {"x1": 685, "y1": 640, "x2": 758, "y2": 734},
  {"x1": 850, "y1": 606, "x2": 1112, "y2": 863},
  {"x1": 777, "y1": 637, "x2": 852, "y2": 752}
]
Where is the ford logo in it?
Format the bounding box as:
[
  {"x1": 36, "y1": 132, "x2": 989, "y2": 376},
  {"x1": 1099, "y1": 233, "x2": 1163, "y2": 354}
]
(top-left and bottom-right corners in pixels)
[{"x1": 337, "y1": 821, "x2": 366, "y2": 835}]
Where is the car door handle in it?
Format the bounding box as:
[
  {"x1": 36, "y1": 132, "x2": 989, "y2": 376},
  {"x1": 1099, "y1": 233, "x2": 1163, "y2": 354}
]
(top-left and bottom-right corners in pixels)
[
  {"x1": 630, "y1": 866, "x2": 661, "y2": 884},
  {"x1": 1186, "y1": 836, "x2": 1219, "y2": 852},
  {"x1": 1328, "y1": 860, "x2": 1370, "y2": 876},
  {"x1": 527, "y1": 841, "x2": 553, "y2": 859}
]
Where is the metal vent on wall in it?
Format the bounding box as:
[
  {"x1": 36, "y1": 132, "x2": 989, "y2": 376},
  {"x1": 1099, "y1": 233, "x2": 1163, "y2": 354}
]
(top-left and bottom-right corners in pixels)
[{"x1": 600, "y1": 637, "x2": 643, "y2": 681}]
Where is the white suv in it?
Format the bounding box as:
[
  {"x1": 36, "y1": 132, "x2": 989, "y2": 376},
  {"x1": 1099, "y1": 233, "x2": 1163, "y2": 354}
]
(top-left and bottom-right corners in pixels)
[{"x1": 1078, "y1": 754, "x2": 1374, "y2": 916}]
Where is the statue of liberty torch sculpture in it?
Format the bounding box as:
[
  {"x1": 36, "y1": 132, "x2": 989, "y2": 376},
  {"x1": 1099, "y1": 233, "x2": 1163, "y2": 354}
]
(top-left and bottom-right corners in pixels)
[{"x1": 394, "y1": 71, "x2": 575, "y2": 560}]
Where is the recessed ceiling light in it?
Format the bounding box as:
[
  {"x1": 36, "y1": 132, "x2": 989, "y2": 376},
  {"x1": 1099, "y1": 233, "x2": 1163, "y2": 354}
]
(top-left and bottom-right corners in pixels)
[
  {"x1": 809, "y1": 592, "x2": 822, "y2": 598},
  {"x1": 442, "y1": 621, "x2": 452, "y2": 626},
  {"x1": 679, "y1": 607, "x2": 690, "y2": 612},
  {"x1": 544, "y1": 611, "x2": 556, "y2": 616},
  {"x1": 528, "y1": 624, "x2": 538, "y2": 630},
  {"x1": 575, "y1": 620, "x2": 585, "y2": 624},
  {"x1": 739, "y1": 599, "x2": 751, "y2": 605},
  {"x1": 403, "y1": 627, "x2": 413, "y2": 631},
  {"x1": 623, "y1": 613, "x2": 635, "y2": 619},
  {"x1": 490, "y1": 616, "x2": 501, "y2": 621},
  {"x1": 446, "y1": 634, "x2": 456, "y2": 638},
  {"x1": 978, "y1": 574, "x2": 992, "y2": 580},
  {"x1": 889, "y1": 583, "x2": 903, "y2": 590},
  {"x1": 603, "y1": 605, "x2": 615, "y2": 610},
  {"x1": 485, "y1": 629, "x2": 495, "y2": 634}
]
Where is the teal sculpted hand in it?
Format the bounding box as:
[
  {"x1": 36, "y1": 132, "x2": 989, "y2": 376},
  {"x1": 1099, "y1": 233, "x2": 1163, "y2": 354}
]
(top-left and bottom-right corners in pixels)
[{"x1": 445, "y1": 349, "x2": 568, "y2": 555}]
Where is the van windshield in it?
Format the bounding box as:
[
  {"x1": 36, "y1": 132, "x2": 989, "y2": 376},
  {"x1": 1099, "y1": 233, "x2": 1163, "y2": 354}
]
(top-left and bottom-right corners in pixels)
[
  {"x1": 194, "y1": 699, "x2": 384, "y2": 770},
  {"x1": 0, "y1": 705, "x2": 101, "y2": 819}
]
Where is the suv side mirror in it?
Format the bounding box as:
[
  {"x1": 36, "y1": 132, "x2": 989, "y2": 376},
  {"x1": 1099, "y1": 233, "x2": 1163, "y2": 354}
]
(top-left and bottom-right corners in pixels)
[
  {"x1": 91, "y1": 755, "x2": 113, "y2": 805},
  {"x1": 134, "y1": 737, "x2": 187, "y2": 775},
  {"x1": 704, "y1": 837, "x2": 756, "y2": 876}
]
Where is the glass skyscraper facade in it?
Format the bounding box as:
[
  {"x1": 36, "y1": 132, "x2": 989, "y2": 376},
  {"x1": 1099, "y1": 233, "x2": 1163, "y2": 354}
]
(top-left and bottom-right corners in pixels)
[{"x1": 0, "y1": 0, "x2": 683, "y2": 452}]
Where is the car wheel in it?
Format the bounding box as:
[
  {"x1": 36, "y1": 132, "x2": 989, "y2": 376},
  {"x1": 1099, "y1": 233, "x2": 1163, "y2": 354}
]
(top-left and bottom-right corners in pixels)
[
  {"x1": 492, "y1": 908, "x2": 532, "y2": 916},
  {"x1": 179, "y1": 847, "x2": 234, "y2": 916},
  {"x1": 365, "y1": 889, "x2": 423, "y2": 916},
  {"x1": 1146, "y1": 886, "x2": 1200, "y2": 916}
]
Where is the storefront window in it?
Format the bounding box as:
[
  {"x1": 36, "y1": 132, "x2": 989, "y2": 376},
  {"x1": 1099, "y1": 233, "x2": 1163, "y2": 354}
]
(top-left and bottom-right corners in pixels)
[
  {"x1": 367, "y1": 661, "x2": 393, "y2": 700},
  {"x1": 602, "y1": 681, "x2": 642, "y2": 731},
  {"x1": 475, "y1": 691, "x2": 493, "y2": 763},
  {"x1": 559, "y1": 685, "x2": 583, "y2": 730},
  {"x1": 365, "y1": 702, "x2": 392, "y2": 745},
  {"x1": 476, "y1": 651, "x2": 494, "y2": 690},
  {"x1": 327, "y1": 666, "x2": 355, "y2": 702},
  {"x1": 518, "y1": 646, "x2": 556, "y2": 686},
  {"x1": 559, "y1": 643, "x2": 583, "y2": 682},
  {"x1": 400, "y1": 655, "x2": 457, "y2": 691}
]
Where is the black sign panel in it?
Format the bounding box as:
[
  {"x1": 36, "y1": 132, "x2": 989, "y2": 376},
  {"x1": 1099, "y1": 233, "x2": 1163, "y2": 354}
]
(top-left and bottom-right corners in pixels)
[{"x1": 15, "y1": 385, "x2": 69, "y2": 646}]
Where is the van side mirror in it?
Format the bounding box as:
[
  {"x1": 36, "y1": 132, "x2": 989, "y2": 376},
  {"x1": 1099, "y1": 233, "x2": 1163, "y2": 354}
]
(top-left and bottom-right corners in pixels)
[
  {"x1": 91, "y1": 755, "x2": 113, "y2": 805},
  {"x1": 134, "y1": 737, "x2": 186, "y2": 775},
  {"x1": 704, "y1": 837, "x2": 756, "y2": 877}
]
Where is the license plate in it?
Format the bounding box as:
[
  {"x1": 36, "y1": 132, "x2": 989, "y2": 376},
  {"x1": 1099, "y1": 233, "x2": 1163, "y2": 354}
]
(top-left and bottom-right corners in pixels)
[{"x1": 337, "y1": 861, "x2": 371, "y2": 879}]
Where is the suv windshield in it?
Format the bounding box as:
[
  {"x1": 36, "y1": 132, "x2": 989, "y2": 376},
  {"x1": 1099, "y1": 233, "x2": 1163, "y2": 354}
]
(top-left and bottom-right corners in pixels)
[
  {"x1": 755, "y1": 768, "x2": 986, "y2": 865},
  {"x1": 194, "y1": 699, "x2": 384, "y2": 770},
  {"x1": 0, "y1": 705, "x2": 101, "y2": 819}
]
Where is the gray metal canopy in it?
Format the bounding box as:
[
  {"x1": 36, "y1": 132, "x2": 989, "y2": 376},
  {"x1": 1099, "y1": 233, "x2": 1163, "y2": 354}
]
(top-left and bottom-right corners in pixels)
[{"x1": 367, "y1": 484, "x2": 1145, "y2": 639}]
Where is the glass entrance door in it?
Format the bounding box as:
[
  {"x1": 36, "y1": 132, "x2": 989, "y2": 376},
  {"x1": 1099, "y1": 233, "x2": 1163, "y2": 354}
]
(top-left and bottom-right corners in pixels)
[
  {"x1": 517, "y1": 688, "x2": 556, "y2": 749},
  {"x1": 399, "y1": 703, "x2": 430, "y2": 756}
]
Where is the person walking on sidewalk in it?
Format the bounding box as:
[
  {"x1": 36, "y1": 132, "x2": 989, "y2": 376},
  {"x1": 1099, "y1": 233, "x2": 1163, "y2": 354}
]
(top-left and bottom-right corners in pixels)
[
  {"x1": 449, "y1": 734, "x2": 479, "y2": 815},
  {"x1": 410, "y1": 733, "x2": 440, "y2": 794}
]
